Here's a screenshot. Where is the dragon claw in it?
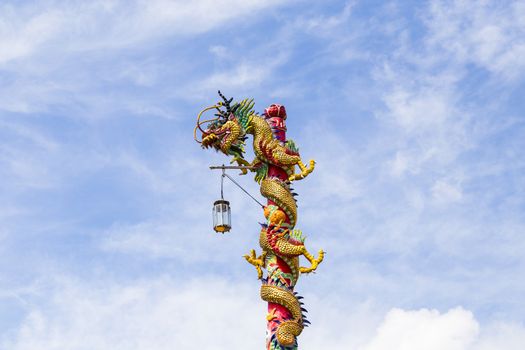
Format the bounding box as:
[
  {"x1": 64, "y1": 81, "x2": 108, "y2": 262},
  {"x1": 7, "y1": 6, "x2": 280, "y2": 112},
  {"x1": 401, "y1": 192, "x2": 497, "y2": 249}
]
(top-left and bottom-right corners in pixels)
[
  {"x1": 289, "y1": 159, "x2": 316, "y2": 182},
  {"x1": 266, "y1": 308, "x2": 277, "y2": 321},
  {"x1": 299, "y1": 249, "x2": 324, "y2": 274},
  {"x1": 244, "y1": 249, "x2": 265, "y2": 279},
  {"x1": 230, "y1": 157, "x2": 250, "y2": 175}
]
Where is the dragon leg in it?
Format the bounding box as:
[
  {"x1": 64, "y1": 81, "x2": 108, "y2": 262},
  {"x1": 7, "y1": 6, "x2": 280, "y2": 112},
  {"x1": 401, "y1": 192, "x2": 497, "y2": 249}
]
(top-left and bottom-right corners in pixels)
[
  {"x1": 271, "y1": 146, "x2": 301, "y2": 166},
  {"x1": 289, "y1": 159, "x2": 316, "y2": 182},
  {"x1": 299, "y1": 248, "x2": 325, "y2": 274}
]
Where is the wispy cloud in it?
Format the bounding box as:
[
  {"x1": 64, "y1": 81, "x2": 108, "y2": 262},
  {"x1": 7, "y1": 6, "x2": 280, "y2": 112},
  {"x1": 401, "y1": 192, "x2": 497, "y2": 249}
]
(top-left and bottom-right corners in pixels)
[
  {"x1": 0, "y1": 0, "x2": 290, "y2": 115},
  {"x1": 424, "y1": 0, "x2": 525, "y2": 81},
  {"x1": 0, "y1": 0, "x2": 288, "y2": 63},
  {"x1": 279, "y1": 0, "x2": 525, "y2": 323}
]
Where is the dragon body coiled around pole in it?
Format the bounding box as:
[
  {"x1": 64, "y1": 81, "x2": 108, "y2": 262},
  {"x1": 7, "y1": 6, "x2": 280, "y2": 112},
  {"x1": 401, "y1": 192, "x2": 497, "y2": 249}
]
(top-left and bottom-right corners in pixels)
[{"x1": 195, "y1": 92, "x2": 324, "y2": 350}]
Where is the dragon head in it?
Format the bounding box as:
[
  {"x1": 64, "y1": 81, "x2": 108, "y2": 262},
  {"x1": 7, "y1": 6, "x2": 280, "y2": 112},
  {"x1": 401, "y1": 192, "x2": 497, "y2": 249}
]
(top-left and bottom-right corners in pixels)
[{"x1": 195, "y1": 91, "x2": 246, "y2": 159}]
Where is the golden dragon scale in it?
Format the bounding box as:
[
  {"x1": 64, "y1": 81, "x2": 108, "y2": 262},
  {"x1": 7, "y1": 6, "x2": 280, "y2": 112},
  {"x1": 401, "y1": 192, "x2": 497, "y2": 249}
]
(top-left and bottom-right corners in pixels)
[{"x1": 195, "y1": 92, "x2": 323, "y2": 350}]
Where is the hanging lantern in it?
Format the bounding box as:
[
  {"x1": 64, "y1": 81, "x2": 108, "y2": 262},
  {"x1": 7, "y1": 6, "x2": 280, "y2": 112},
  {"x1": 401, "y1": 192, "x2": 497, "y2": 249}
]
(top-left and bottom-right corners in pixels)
[
  {"x1": 213, "y1": 199, "x2": 231, "y2": 233},
  {"x1": 209, "y1": 164, "x2": 263, "y2": 234}
]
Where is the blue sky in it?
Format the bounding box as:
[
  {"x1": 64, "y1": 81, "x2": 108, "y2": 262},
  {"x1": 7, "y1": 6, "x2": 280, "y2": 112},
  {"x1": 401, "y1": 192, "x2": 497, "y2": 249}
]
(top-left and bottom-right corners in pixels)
[{"x1": 1, "y1": 0, "x2": 524, "y2": 349}]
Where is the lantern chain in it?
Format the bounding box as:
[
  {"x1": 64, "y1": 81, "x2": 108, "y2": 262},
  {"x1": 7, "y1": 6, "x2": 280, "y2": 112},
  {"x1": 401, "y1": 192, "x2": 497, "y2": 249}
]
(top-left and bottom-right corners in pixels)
[
  {"x1": 221, "y1": 168, "x2": 225, "y2": 200},
  {"x1": 222, "y1": 172, "x2": 265, "y2": 208}
]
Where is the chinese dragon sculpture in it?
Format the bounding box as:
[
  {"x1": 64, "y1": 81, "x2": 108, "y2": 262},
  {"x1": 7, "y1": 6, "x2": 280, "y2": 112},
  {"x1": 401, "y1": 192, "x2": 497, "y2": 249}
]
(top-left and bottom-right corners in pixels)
[{"x1": 194, "y1": 91, "x2": 324, "y2": 350}]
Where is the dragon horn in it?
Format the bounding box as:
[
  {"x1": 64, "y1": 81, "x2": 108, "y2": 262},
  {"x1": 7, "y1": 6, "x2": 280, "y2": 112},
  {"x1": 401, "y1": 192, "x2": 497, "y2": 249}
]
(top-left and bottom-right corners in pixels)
[{"x1": 218, "y1": 90, "x2": 234, "y2": 115}]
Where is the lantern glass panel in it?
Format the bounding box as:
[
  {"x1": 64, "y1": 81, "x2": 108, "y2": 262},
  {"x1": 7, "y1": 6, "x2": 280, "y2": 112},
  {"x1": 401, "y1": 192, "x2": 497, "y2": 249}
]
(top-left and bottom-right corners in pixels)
[{"x1": 222, "y1": 206, "x2": 230, "y2": 227}]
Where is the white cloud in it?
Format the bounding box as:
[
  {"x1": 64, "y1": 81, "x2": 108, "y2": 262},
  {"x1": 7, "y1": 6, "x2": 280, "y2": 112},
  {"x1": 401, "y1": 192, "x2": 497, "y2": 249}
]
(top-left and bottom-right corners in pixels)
[
  {"x1": 388, "y1": 151, "x2": 409, "y2": 177},
  {"x1": 3, "y1": 275, "x2": 524, "y2": 350},
  {"x1": 423, "y1": 0, "x2": 525, "y2": 81},
  {"x1": 198, "y1": 62, "x2": 276, "y2": 91},
  {"x1": 100, "y1": 221, "x2": 214, "y2": 261},
  {"x1": 296, "y1": 122, "x2": 363, "y2": 204},
  {"x1": 431, "y1": 179, "x2": 463, "y2": 204},
  {"x1": 361, "y1": 307, "x2": 479, "y2": 350},
  {"x1": 474, "y1": 322, "x2": 525, "y2": 350},
  {"x1": 359, "y1": 307, "x2": 525, "y2": 350},
  {"x1": 376, "y1": 70, "x2": 471, "y2": 183},
  {"x1": 0, "y1": 121, "x2": 62, "y2": 190},
  {"x1": 0, "y1": 6, "x2": 64, "y2": 64},
  {"x1": 383, "y1": 88, "x2": 453, "y2": 133},
  {"x1": 209, "y1": 45, "x2": 229, "y2": 59},
  {"x1": 192, "y1": 51, "x2": 291, "y2": 97},
  {"x1": 297, "y1": 1, "x2": 355, "y2": 35},
  {"x1": 375, "y1": 0, "x2": 525, "y2": 178},
  {"x1": 100, "y1": 200, "x2": 265, "y2": 265},
  {"x1": 0, "y1": 276, "x2": 266, "y2": 350},
  {"x1": 98, "y1": 148, "x2": 267, "y2": 263}
]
